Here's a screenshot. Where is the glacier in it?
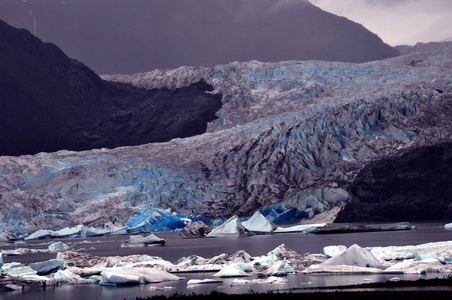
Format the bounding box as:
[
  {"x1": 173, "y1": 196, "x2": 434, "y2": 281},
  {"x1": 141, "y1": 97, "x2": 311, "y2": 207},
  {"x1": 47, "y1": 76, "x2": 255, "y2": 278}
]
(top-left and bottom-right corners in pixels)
[{"x1": 0, "y1": 43, "x2": 452, "y2": 233}]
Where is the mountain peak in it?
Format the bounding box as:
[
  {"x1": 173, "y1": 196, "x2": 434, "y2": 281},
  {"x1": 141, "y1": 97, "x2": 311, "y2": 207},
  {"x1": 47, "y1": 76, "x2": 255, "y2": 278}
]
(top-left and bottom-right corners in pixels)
[{"x1": 0, "y1": 0, "x2": 398, "y2": 74}]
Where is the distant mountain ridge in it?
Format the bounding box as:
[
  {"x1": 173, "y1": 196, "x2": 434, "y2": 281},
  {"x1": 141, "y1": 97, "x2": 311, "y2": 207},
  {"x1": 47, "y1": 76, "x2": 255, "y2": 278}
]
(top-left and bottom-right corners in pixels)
[
  {"x1": 0, "y1": 19, "x2": 222, "y2": 156},
  {"x1": 0, "y1": 0, "x2": 398, "y2": 74}
]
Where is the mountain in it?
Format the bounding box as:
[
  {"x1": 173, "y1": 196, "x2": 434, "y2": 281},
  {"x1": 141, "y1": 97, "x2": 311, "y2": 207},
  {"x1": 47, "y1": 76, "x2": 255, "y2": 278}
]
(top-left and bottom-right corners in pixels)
[
  {"x1": 1, "y1": 39, "x2": 451, "y2": 233},
  {"x1": 0, "y1": 19, "x2": 222, "y2": 156},
  {"x1": 0, "y1": 0, "x2": 398, "y2": 74}
]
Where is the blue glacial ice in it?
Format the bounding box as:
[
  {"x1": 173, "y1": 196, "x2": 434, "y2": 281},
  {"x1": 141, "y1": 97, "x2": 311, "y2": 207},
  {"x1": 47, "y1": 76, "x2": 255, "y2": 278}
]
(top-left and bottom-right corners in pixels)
[{"x1": 0, "y1": 43, "x2": 452, "y2": 233}]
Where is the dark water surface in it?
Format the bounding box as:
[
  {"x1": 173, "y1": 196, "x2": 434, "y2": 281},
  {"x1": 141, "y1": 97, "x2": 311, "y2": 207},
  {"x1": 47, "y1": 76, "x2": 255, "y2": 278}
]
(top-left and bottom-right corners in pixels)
[{"x1": 1, "y1": 222, "x2": 452, "y2": 300}]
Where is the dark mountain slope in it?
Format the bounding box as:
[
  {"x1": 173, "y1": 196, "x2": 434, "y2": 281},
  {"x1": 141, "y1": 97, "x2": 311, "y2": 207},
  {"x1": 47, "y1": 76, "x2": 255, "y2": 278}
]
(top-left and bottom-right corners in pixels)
[
  {"x1": 336, "y1": 142, "x2": 452, "y2": 222},
  {"x1": 0, "y1": 0, "x2": 398, "y2": 74},
  {"x1": 0, "y1": 20, "x2": 222, "y2": 156}
]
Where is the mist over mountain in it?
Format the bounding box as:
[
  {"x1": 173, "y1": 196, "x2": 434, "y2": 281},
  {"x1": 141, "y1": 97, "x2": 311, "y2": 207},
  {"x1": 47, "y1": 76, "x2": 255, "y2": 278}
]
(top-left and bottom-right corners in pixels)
[
  {"x1": 0, "y1": 0, "x2": 398, "y2": 74},
  {"x1": 0, "y1": 20, "x2": 222, "y2": 156}
]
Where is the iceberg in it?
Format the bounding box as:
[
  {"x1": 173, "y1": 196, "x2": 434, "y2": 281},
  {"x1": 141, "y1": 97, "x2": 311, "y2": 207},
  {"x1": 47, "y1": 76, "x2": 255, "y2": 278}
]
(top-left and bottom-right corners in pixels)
[
  {"x1": 313, "y1": 223, "x2": 415, "y2": 234},
  {"x1": 384, "y1": 258, "x2": 452, "y2": 274},
  {"x1": 445, "y1": 223, "x2": 452, "y2": 230},
  {"x1": 323, "y1": 245, "x2": 347, "y2": 258},
  {"x1": 206, "y1": 216, "x2": 254, "y2": 238},
  {"x1": 230, "y1": 276, "x2": 288, "y2": 286},
  {"x1": 303, "y1": 264, "x2": 382, "y2": 275},
  {"x1": 368, "y1": 241, "x2": 452, "y2": 262},
  {"x1": 100, "y1": 267, "x2": 182, "y2": 285},
  {"x1": 186, "y1": 278, "x2": 223, "y2": 285},
  {"x1": 54, "y1": 269, "x2": 98, "y2": 284},
  {"x1": 321, "y1": 244, "x2": 383, "y2": 269},
  {"x1": 100, "y1": 271, "x2": 141, "y2": 285},
  {"x1": 121, "y1": 234, "x2": 166, "y2": 247},
  {"x1": 25, "y1": 229, "x2": 54, "y2": 240},
  {"x1": 53, "y1": 225, "x2": 84, "y2": 238},
  {"x1": 84, "y1": 221, "x2": 128, "y2": 237},
  {"x1": 273, "y1": 223, "x2": 327, "y2": 233},
  {"x1": 30, "y1": 259, "x2": 66, "y2": 275},
  {"x1": 48, "y1": 241, "x2": 69, "y2": 252},
  {"x1": 212, "y1": 263, "x2": 253, "y2": 278},
  {"x1": 241, "y1": 211, "x2": 276, "y2": 234}
]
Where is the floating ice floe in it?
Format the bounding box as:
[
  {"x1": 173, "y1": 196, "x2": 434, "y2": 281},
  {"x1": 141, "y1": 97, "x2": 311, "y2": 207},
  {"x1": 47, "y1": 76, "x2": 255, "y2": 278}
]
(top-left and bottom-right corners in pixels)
[
  {"x1": 241, "y1": 211, "x2": 276, "y2": 234},
  {"x1": 384, "y1": 258, "x2": 452, "y2": 274},
  {"x1": 304, "y1": 244, "x2": 383, "y2": 274},
  {"x1": 100, "y1": 267, "x2": 182, "y2": 286},
  {"x1": 323, "y1": 245, "x2": 347, "y2": 258},
  {"x1": 368, "y1": 241, "x2": 452, "y2": 262},
  {"x1": 229, "y1": 276, "x2": 288, "y2": 286},
  {"x1": 206, "y1": 216, "x2": 254, "y2": 238},
  {"x1": 445, "y1": 223, "x2": 452, "y2": 230},
  {"x1": 25, "y1": 226, "x2": 84, "y2": 240},
  {"x1": 313, "y1": 223, "x2": 415, "y2": 234},
  {"x1": 273, "y1": 223, "x2": 327, "y2": 234},
  {"x1": 48, "y1": 241, "x2": 69, "y2": 252},
  {"x1": 84, "y1": 222, "x2": 127, "y2": 237},
  {"x1": 186, "y1": 278, "x2": 223, "y2": 285},
  {"x1": 322, "y1": 244, "x2": 383, "y2": 269},
  {"x1": 121, "y1": 234, "x2": 166, "y2": 247},
  {"x1": 305, "y1": 241, "x2": 452, "y2": 275},
  {"x1": 54, "y1": 269, "x2": 99, "y2": 284},
  {"x1": 30, "y1": 259, "x2": 66, "y2": 275}
]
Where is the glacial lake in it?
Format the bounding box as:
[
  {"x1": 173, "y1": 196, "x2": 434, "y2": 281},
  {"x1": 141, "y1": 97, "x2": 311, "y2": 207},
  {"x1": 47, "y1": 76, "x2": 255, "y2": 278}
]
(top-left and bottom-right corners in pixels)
[{"x1": 2, "y1": 222, "x2": 452, "y2": 300}]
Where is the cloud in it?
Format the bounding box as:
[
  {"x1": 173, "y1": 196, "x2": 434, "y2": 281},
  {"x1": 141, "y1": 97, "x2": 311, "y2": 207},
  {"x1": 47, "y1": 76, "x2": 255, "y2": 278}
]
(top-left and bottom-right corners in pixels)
[{"x1": 308, "y1": 0, "x2": 452, "y2": 45}]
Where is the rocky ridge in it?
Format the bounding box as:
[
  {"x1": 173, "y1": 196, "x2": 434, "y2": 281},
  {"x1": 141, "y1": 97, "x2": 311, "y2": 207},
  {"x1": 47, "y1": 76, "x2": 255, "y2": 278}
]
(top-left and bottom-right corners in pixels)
[{"x1": 0, "y1": 19, "x2": 222, "y2": 156}]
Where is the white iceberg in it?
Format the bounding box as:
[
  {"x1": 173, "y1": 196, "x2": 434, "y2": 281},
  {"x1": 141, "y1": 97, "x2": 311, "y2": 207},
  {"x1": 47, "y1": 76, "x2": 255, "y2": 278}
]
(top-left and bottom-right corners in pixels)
[
  {"x1": 273, "y1": 223, "x2": 326, "y2": 233},
  {"x1": 25, "y1": 229, "x2": 54, "y2": 240},
  {"x1": 241, "y1": 211, "x2": 276, "y2": 234},
  {"x1": 3, "y1": 265, "x2": 52, "y2": 283},
  {"x1": 303, "y1": 264, "x2": 382, "y2": 274},
  {"x1": 206, "y1": 216, "x2": 253, "y2": 238},
  {"x1": 445, "y1": 223, "x2": 452, "y2": 230},
  {"x1": 369, "y1": 241, "x2": 452, "y2": 262},
  {"x1": 323, "y1": 245, "x2": 347, "y2": 258},
  {"x1": 48, "y1": 241, "x2": 69, "y2": 252},
  {"x1": 121, "y1": 234, "x2": 166, "y2": 247},
  {"x1": 100, "y1": 267, "x2": 182, "y2": 285},
  {"x1": 187, "y1": 278, "x2": 223, "y2": 285},
  {"x1": 100, "y1": 271, "x2": 141, "y2": 285},
  {"x1": 53, "y1": 225, "x2": 84, "y2": 238},
  {"x1": 321, "y1": 244, "x2": 382, "y2": 269},
  {"x1": 54, "y1": 269, "x2": 98, "y2": 284},
  {"x1": 212, "y1": 263, "x2": 253, "y2": 277},
  {"x1": 384, "y1": 258, "x2": 452, "y2": 274},
  {"x1": 230, "y1": 276, "x2": 288, "y2": 286},
  {"x1": 85, "y1": 222, "x2": 128, "y2": 237}
]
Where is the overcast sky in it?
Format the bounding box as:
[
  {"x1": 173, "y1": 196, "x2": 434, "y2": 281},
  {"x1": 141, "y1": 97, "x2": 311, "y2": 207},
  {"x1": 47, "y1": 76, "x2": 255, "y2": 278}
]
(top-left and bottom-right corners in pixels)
[{"x1": 309, "y1": 0, "x2": 452, "y2": 46}]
